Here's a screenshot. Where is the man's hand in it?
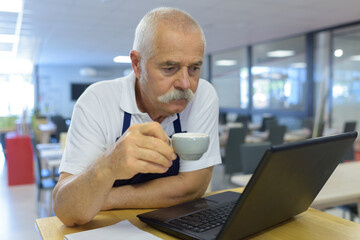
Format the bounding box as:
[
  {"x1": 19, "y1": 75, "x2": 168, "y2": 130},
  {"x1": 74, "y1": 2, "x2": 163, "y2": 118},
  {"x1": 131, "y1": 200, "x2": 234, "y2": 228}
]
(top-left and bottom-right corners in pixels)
[{"x1": 102, "y1": 122, "x2": 177, "y2": 180}]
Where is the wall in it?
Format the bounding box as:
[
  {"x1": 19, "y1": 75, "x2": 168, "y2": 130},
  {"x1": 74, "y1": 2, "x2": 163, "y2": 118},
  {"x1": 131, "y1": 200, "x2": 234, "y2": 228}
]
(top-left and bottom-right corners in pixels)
[{"x1": 36, "y1": 65, "x2": 131, "y2": 118}]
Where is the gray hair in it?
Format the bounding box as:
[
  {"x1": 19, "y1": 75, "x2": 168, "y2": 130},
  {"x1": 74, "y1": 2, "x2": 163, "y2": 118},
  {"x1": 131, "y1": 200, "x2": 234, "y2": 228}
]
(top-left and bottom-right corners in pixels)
[{"x1": 133, "y1": 7, "x2": 206, "y2": 66}]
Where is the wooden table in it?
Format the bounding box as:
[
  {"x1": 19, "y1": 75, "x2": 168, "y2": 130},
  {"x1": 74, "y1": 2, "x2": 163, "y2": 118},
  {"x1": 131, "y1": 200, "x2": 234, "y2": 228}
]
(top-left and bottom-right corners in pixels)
[
  {"x1": 35, "y1": 188, "x2": 360, "y2": 240},
  {"x1": 231, "y1": 162, "x2": 360, "y2": 215}
]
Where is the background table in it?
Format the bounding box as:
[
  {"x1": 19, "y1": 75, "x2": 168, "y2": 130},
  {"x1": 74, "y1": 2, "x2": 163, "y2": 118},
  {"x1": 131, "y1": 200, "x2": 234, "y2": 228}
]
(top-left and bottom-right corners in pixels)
[
  {"x1": 36, "y1": 188, "x2": 360, "y2": 240},
  {"x1": 231, "y1": 162, "x2": 360, "y2": 215},
  {"x1": 311, "y1": 161, "x2": 360, "y2": 214},
  {"x1": 36, "y1": 143, "x2": 62, "y2": 179}
]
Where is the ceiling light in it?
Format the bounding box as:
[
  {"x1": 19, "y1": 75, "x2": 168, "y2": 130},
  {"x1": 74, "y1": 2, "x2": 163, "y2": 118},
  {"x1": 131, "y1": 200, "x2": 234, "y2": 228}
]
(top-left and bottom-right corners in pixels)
[
  {"x1": 290, "y1": 62, "x2": 306, "y2": 68},
  {"x1": 113, "y1": 55, "x2": 131, "y2": 63},
  {"x1": 0, "y1": 34, "x2": 18, "y2": 43},
  {"x1": 267, "y1": 50, "x2": 295, "y2": 58},
  {"x1": 79, "y1": 67, "x2": 97, "y2": 77},
  {"x1": 334, "y1": 49, "x2": 343, "y2": 57},
  {"x1": 350, "y1": 55, "x2": 360, "y2": 61},
  {"x1": 251, "y1": 66, "x2": 270, "y2": 75},
  {"x1": 215, "y1": 60, "x2": 237, "y2": 66},
  {"x1": 0, "y1": 0, "x2": 23, "y2": 13}
]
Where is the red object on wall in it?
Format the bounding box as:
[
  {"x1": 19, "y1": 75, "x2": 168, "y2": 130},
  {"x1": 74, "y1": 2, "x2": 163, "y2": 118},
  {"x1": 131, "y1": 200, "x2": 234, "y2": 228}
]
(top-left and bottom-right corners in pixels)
[{"x1": 5, "y1": 132, "x2": 34, "y2": 186}]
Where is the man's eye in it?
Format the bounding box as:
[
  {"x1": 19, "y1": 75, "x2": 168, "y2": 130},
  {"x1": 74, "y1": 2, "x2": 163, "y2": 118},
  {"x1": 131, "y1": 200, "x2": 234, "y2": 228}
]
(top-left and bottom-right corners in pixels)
[
  {"x1": 189, "y1": 67, "x2": 200, "y2": 75},
  {"x1": 163, "y1": 67, "x2": 176, "y2": 74}
]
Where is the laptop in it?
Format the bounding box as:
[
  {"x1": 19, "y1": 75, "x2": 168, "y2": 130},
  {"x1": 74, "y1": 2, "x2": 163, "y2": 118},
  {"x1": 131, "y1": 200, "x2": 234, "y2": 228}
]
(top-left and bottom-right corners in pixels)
[{"x1": 137, "y1": 131, "x2": 358, "y2": 240}]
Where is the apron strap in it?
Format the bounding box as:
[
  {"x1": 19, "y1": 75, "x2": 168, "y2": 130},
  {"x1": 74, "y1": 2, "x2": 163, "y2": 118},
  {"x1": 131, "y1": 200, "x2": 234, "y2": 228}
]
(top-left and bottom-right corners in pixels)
[
  {"x1": 122, "y1": 112, "x2": 132, "y2": 134},
  {"x1": 173, "y1": 113, "x2": 182, "y2": 133}
]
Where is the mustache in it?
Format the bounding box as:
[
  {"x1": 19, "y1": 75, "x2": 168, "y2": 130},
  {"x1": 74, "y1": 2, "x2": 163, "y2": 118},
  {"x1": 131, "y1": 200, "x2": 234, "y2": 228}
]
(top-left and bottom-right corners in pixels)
[{"x1": 157, "y1": 89, "x2": 195, "y2": 103}]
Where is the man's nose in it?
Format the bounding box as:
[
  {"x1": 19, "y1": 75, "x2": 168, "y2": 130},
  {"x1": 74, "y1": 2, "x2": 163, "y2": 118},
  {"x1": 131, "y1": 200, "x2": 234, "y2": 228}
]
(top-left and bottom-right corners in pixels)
[{"x1": 175, "y1": 68, "x2": 190, "y2": 90}]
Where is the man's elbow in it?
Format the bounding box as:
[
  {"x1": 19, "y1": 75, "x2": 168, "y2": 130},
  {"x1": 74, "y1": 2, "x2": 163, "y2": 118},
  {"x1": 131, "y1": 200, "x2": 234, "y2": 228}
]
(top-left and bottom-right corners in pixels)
[
  {"x1": 53, "y1": 194, "x2": 95, "y2": 226},
  {"x1": 54, "y1": 206, "x2": 94, "y2": 227}
]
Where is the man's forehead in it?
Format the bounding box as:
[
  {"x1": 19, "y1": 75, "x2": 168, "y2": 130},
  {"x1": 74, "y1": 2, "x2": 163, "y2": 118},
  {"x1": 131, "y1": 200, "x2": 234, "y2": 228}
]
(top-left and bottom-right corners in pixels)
[{"x1": 153, "y1": 25, "x2": 204, "y2": 51}]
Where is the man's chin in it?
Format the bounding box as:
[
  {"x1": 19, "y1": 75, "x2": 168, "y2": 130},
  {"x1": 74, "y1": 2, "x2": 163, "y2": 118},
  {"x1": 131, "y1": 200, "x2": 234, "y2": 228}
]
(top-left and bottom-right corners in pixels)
[{"x1": 165, "y1": 99, "x2": 189, "y2": 113}]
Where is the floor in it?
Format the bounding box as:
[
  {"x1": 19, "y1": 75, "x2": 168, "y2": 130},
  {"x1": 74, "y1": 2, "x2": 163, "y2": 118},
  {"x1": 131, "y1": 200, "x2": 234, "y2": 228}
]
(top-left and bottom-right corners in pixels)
[
  {"x1": 0, "y1": 144, "x2": 53, "y2": 240},
  {"x1": 0, "y1": 144, "x2": 359, "y2": 240}
]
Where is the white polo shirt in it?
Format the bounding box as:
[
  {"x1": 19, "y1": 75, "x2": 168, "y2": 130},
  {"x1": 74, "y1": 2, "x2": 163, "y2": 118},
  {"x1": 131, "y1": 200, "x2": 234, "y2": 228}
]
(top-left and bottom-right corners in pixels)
[{"x1": 59, "y1": 72, "x2": 222, "y2": 175}]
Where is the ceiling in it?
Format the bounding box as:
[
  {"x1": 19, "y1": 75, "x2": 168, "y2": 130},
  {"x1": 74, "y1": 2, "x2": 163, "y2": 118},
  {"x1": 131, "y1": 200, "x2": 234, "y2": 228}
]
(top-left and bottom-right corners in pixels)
[{"x1": 2, "y1": 0, "x2": 360, "y2": 67}]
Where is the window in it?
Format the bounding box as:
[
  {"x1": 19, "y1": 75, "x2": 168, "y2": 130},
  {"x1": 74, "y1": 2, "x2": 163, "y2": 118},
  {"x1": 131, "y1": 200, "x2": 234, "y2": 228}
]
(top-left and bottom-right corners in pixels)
[
  {"x1": 331, "y1": 24, "x2": 360, "y2": 128},
  {"x1": 251, "y1": 36, "x2": 307, "y2": 111},
  {"x1": 211, "y1": 47, "x2": 249, "y2": 109},
  {"x1": 0, "y1": 74, "x2": 34, "y2": 116}
]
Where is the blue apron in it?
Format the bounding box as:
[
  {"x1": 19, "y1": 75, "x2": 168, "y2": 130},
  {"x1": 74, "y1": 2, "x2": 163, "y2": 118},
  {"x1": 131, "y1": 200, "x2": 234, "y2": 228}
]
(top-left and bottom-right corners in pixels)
[{"x1": 113, "y1": 112, "x2": 183, "y2": 187}]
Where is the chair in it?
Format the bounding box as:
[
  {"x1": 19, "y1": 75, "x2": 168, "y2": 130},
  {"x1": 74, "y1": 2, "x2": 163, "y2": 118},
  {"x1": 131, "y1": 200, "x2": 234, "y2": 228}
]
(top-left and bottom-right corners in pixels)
[
  {"x1": 240, "y1": 142, "x2": 271, "y2": 174},
  {"x1": 224, "y1": 127, "x2": 247, "y2": 175},
  {"x1": 344, "y1": 121, "x2": 357, "y2": 133},
  {"x1": 235, "y1": 114, "x2": 252, "y2": 134},
  {"x1": 267, "y1": 125, "x2": 286, "y2": 146},
  {"x1": 50, "y1": 115, "x2": 69, "y2": 142},
  {"x1": 32, "y1": 137, "x2": 58, "y2": 215},
  {"x1": 301, "y1": 117, "x2": 314, "y2": 138},
  {"x1": 259, "y1": 115, "x2": 277, "y2": 132},
  {"x1": 235, "y1": 114, "x2": 251, "y2": 123},
  {"x1": 219, "y1": 113, "x2": 227, "y2": 125},
  {"x1": 337, "y1": 121, "x2": 358, "y2": 220},
  {"x1": 342, "y1": 121, "x2": 357, "y2": 162}
]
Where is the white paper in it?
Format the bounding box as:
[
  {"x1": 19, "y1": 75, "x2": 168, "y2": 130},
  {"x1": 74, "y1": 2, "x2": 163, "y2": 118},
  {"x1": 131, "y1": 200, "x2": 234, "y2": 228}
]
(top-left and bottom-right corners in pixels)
[{"x1": 64, "y1": 220, "x2": 161, "y2": 240}]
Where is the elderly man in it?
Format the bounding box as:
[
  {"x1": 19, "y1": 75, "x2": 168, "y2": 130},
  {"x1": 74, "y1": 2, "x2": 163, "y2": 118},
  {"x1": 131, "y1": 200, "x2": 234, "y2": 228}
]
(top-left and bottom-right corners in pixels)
[{"x1": 53, "y1": 7, "x2": 221, "y2": 226}]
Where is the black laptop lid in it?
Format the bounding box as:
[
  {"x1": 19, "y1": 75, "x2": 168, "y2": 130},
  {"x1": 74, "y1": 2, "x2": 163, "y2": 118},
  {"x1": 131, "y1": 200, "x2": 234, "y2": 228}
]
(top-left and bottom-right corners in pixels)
[{"x1": 217, "y1": 131, "x2": 358, "y2": 239}]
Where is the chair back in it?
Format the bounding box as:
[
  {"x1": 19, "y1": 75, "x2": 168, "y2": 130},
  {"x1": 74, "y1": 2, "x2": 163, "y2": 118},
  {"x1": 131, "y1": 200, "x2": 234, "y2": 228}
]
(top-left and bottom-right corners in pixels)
[
  {"x1": 341, "y1": 121, "x2": 357, "y2": 162},
  {"x1": 259, "y1": 116, "x2": 277, "y2": 132},
  {"x1": 31, "y1": 136, "x2": 46, "y2": 189},
  {"x1": 50, "y1": 115, "x2": 69, "y2": 142},
  {"x1": 240, "y1": 142, "x2": 271, "y2": 174},
  {"x1": 235, "y1": 114, "x2": 251, "y2": 134},
  {"x1": 344, "y1": 121, "x2": 357, "y2": 132},
  {"x1": 224, "y1": 127, "x2": 247, "y2": 174},
  {"x1": 219, "y1": 113, "x2": 227, "y2": 125},
  {"x1": 268, "y1": 125, "x2": 286, "y2": 146},
  {"x1": 302, "y1": 117, "x2": 314, "y2": 138}
]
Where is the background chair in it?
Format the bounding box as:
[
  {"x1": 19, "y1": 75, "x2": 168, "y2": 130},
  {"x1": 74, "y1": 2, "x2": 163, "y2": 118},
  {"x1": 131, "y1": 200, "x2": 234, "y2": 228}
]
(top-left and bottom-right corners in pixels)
[
  {"x1": 337, "y1": 121, "x2": 358, "y2": 220},
  {"x1": 342, "y1": 121, "x2": 357, "y2": 162},
  {"x1": 32, "y1": 137, "x2": 58, "y2": 216},
  {"x1": 224, "y1": 127, "x2": 247, "y2": 176},
  {"x1": 259, "y1": 115, "x2": 277, "y2": 132},
  {"x1": 301, "y1": 117, "x2": 314, "y2": 138},
  {"x1": 240, "y1": 142, "x2": 271, "y2": 174},
  {"x1": 267, "y1": 125, "x2": 286, "y2": 146},
  {"x1": 344, "y1": 121, "x2": 357, "y2": 133},
  {"x1": 219, "y1": 113, "x2": 227, "y2": 125},
  {"x1": 50, "y1": 115, "x2": 69, "y2": 143},
  {"x1": 235, "y1": 114, "x2": 252, "y2": 134}
]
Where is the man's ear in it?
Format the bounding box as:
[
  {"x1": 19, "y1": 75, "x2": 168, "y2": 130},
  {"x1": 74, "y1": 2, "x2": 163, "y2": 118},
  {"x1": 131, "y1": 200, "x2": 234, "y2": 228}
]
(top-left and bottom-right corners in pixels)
[{"x1": 130, "y1": 50, "x2": 141, "y2": 79}]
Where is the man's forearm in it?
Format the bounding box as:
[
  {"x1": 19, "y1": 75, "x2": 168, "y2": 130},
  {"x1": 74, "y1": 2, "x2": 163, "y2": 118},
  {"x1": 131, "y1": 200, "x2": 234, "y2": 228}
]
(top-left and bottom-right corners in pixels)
[
  {"x1": 103, "y1": 168, "x2": 213, "y2": 210},
  {"x1": 53, "y1": 161, "x2": 115, "y2": 226}
]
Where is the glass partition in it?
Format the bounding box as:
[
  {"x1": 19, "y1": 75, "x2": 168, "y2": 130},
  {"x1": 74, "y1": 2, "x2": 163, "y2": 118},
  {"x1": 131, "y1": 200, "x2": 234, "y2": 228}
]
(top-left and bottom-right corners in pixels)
[
  {"x1": 251, "y1": 36, "x2": 306, "y2": 111},
  {"x1": 211, "y1": 47, "x2": 249, "y2": 109},
  {"x1": 331, "y1": 24, "x2": 360, "y2": 130}
]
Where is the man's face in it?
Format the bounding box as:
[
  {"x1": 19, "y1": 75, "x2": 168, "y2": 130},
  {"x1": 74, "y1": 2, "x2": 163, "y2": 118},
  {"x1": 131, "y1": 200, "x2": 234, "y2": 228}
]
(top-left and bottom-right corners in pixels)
[{"x1": 138, "y1": 24, "x2": 204, "y2": 118}]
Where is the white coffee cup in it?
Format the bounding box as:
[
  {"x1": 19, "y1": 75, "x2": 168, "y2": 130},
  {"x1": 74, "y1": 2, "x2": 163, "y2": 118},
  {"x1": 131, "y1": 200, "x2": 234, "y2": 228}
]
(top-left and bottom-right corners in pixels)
[{"x1": 170, "y1": 133, "x2": 209, "y2": 160}]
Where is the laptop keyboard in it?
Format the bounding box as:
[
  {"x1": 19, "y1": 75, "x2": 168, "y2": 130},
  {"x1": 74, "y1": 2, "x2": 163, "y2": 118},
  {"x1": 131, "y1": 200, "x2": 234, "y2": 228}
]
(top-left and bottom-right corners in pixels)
[{"x1": 168, "y1": 200, "x2": 237, "y2": 233}]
